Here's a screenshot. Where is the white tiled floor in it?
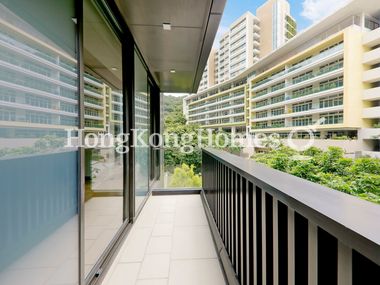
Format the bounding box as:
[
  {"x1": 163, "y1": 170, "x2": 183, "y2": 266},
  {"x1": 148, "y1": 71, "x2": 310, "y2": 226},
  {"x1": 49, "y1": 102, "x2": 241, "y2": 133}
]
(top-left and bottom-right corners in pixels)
[{"x1": 101, "y1": 195, "x2": 226, "y2": 285}]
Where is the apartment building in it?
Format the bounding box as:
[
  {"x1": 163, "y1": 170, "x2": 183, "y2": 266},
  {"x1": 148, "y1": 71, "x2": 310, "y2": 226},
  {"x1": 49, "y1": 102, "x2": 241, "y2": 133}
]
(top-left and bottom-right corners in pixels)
[
  {"x1": 198, "y1": 49, "x2": 216, "y2": 91},
  {"x1": 197, "y1": 11, "x2": 261, "y2": 90},
  {"x1": 257, "y1": 0, "x2": 297, "y2": 58},
  {"x1": 197, "y1": 0, "x2": 296, "y2": 91},
  {"x1": 185, "y1": 1, "x2": 380, "y2": 156},
  {"x1": 185, "y1": 70, "x2": 254, "y2": 133},
  {"x1": 218, "y1": 12, "x2": 261, "y2": 83},
  {"x1": 0, "y1": 15, "x2": 78, "y2": 139},
  {"x1": 0, "y1": 14, "x2": 124, "y2": 138}
]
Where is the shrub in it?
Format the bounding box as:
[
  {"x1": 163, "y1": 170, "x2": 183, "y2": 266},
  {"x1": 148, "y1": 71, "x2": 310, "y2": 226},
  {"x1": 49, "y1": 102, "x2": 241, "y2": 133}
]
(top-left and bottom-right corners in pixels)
[
  {"x1": 302, "y1": 146, "x2": 323, "y2": 157},
  {"x1": 317, "y1": 147, "x2": 346, "y2": 174},
  {"x1": 351, "y1": 174, "x2": 380, "y2": 196},
  {"x1": 317, "y1": 173, "x2": 352, "y2": 194},
  {"x1": 289, "y1": 160, "x2": 320, "y2": 182},
  {"x1": 350, "y1": 157, "x2": 380, "y2": 175},
  {"x1": 168, "y1": 164, "x2": 202, "y2": 188},
  {"x1": 269, "y1": 152, "x2": 291, "y2": 171},
  {"x1": 252, "y1": 146, "x2": 380, "y2": 204}
]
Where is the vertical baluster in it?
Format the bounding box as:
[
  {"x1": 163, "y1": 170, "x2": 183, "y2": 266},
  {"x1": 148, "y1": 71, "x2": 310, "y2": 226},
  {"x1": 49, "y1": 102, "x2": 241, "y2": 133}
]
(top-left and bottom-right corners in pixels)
[
  {"x1": 262, "y1": 191, "x2": 267, "y2": 285},
  {"x1": 308, "y1": 222, "x2": 318, "y2": 285},
  {"x1": 338, "y1": 242, "x2": 352, "y2": 285},
  {"x1": 288, "y1": 209, "x2": 295, "y2": 285},
  {"x1": 273, "y1": 198, "x2": 279, "y2": 285}
]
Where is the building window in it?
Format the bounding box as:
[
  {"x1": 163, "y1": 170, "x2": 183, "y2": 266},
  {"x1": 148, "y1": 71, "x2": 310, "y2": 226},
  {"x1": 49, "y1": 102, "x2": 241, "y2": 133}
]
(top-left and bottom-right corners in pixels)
[
  {"x1": 319, "y1": 94, "x2": 343, "y2": 108},
  {"x1": 292, "y1": 116, "x2": 313, "y2": 126},
  {"x1": 321, "y1": 112, "x2": 343, "y2": 125},
  {"x1": 271, "y1": 107, "x2": 285, "y2": 116},
  {"x1": 292, "y1": 101, "x2": 312, "y2": 113}
]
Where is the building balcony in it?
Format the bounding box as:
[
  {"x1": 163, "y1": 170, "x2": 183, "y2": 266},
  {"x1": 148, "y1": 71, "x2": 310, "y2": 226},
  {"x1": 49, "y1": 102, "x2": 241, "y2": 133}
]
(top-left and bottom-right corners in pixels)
[
  {"x1": 362, "y1": 106, "x2": 380, "y2": 118},
  {"x1": 251, "y1": 66, "x2": 343, "y2": 102},
  {"x1": 363, "y1": 86, "x2": 380, "y2": 101},
  {"x1": 251, "y1": 43, "x2": 344, "y2": 92},
  {"x1": 363, "y1": 27, "x2": 380, "y2": 48},
  {"x1": 359, "y1": 128, "x2": 380, "y2": 139},
  {"x1": 363, "y1": 67, "x2": 380, "y2": 83},
  {"x1": 363, "y1": 46, "x2": 380, "y2": 65},
  {"x1": 251, "y1": 105, "x2": 344, "y2": 122},
  {"x1": 251, "y1": 86, "x2": 344, "y2": 112},
  {"x1": 100, "y1": 194, "x2": 225, "y2": 285}
]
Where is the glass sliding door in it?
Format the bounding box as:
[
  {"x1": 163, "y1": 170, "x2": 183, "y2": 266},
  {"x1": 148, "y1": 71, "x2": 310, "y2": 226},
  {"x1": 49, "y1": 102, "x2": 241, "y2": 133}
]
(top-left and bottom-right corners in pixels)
[
  {"x1": 83, "y1": 0, "x2": 125, "y2": 278},
  {"x1": 0, "y1": 1, "x2": 79, "y2": 285},
  {"x1": 134, "y1": 51, "x2": 150, "y2": 214}
]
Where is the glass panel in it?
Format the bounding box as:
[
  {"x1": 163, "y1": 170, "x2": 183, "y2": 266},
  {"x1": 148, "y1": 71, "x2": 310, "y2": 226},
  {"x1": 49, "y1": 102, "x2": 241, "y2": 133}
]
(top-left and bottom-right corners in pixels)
[
  {"x1": 0, "y1": 1, "x2": 78, "y2": 285},
  {"x1": 83, "y1": 0, "x2": 124, "y2": 277},
  {"x1": 134, "y1": 51, "x2": 150, "y2": 213}
]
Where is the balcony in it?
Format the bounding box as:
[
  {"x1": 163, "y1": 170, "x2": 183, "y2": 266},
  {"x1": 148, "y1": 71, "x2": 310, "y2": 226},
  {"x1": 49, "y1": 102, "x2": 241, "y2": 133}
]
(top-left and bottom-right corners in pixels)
[
  {"x1": 363, "y1": 27, "x2": 380, "y2": 48},
  {"x1": 362, "y1": 106, "x2": 380, "y2": 118},
  {"x1": 363, "y1": 86, "x2": 380, "y2": 101},
  {"x1": 100, "y1": 195, "x2": 225, "y2": 285},
  {"x1": 252, "y1": 43, "x2": 344, "y2": 91},
  {"x1": 359, "y1": 128, "x2": 380, "y2": 139},
  {"x1": 363, "y1": 47, "x2": 380, "y2": 65},
  {"x1": 363, "y1": 67, "x2": 380, "y2": 83}
]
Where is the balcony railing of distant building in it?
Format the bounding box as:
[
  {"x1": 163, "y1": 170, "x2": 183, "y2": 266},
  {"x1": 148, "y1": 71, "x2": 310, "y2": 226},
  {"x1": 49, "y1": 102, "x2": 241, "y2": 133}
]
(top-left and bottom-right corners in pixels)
[
  {"x1": 252, "y1": 43, "x2": 344, "y2": 90},
  {"x1": 253, "y1": 61, "x2": 344, "y2": 99},
  {"x1": 201, "y1": 148, "x2": 380, "y2": 285}
]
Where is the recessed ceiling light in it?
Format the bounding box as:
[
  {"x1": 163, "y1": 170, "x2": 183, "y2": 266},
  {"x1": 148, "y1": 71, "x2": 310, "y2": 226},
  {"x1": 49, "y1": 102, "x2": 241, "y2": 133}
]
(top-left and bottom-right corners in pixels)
[
  {"x1": 163, "y1": 23, "x2": 171, "y2": 31},
  {"x1": 170, "y1": 69, "x2": 176, "y2": 73},
  {"x1": 111, "y1": 67, "x2": 118, "y2": 71}
]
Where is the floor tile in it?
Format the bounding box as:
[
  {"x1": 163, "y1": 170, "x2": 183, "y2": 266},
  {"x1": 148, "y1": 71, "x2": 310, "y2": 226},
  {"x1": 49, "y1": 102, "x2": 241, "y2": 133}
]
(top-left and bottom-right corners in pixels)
[
  {"x1": 168, "y1": 259, "x2": 225, "y2": 285},
  {"x1": 119, "y1": 228, "x2": 151, "y2": 262},
  {"x1": 146, "y1": 237, "x2": 172, "y2": 254},
  {"x1": 103, "y1": 263, "x2": 140, "y2": 285},
  {"x1": 175, "y1": 208, "x2": 208, "y2": 226},
  {"x1": 156, "y1": 213, "x2": 175, "y2": 224},
  {"x1": 172, "y1": 226, "x2": 217, "y2": 259},
  {"x1": 152, "y1": 224, "x2": 173, "y2": 237},
  {"x1": 136, "y1": 279, "x2": 168, "y2": 285},
  {"x1": 138, "y1": 254, "x2": 170, "y2": 279}
]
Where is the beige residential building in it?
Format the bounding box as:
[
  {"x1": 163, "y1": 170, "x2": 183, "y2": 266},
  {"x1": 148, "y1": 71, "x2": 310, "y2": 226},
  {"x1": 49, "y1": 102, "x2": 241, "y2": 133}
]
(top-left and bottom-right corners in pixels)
[
  {"x1": 185, "y1": 0, "x2": 380, "y2": 156},
  {"x1": 197, "y1": 0, "x2": 296, "y2": 92},
  {"x1": 198, "y1": 49, "x2": 217, "y2": 91},
  {"x1": 257, "y1": 0, "x2": 297, "y2": 58},
  {"x1": 214, "y1": 12, "x2": 261, "y2": 86}
]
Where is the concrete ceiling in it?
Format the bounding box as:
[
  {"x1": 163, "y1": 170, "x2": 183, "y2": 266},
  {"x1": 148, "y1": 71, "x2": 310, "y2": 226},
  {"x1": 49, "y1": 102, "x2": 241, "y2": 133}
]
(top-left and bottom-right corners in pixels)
[{"x1": 114, "y1": 0, "x2": 226, "y2": 93}]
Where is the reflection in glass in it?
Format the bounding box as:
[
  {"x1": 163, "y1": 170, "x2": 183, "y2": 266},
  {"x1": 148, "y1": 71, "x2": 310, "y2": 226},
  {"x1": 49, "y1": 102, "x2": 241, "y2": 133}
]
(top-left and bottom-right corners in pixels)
[
  {"x1": 83, "y1": 0, "x2": 124, "y2": 277},
  {"x1": 0, "y1": 1, "x2": 78, "y2": 285},
  {"x1": 134, "y1": 51, "x2": 150, "y2": 213}
]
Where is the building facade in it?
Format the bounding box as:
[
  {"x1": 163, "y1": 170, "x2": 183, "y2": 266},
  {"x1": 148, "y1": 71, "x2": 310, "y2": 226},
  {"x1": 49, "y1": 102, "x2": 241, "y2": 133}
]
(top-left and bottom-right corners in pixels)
[
  {"x1": 198, "y1": 49, "x2": 217, "y2": 91},
  {"x1": 184, "y1": 2, "x2": 380, "y2": 156},
  {"x1": 197, "y1": 0, "x2": 296, "y2": 92},
  {"x1": 257, "y1": 0, "x2": 297, "y2": 58}
]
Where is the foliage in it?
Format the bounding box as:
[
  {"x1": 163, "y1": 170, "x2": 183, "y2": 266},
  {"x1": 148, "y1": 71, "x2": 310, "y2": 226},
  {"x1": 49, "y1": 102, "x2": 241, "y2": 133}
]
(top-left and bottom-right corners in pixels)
[
  {"x1": 350, "y1": 157, "x2": 380, "y2": 175},
  {"x1": 163, "y1": 94, "x2": 242, "y2": 174},
  {"x1": 252, "y1": 146, "x2": 380, "y2": 204},
  {"x1": 168, "y1": 164, "x2": 202, "y2": 188}
]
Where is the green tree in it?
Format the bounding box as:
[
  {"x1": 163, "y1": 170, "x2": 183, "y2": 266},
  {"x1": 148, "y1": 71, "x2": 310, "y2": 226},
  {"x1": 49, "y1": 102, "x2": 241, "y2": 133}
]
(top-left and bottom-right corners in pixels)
[{"x1": 168, "y1": 164, "x2": 202, "y2": 187}]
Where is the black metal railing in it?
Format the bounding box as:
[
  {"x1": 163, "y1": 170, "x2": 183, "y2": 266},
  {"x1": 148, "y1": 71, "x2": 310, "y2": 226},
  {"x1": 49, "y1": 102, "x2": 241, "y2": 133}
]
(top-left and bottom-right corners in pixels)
[{"x1": 202, "y1": 148, "x2": 380, "y2": 285}]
